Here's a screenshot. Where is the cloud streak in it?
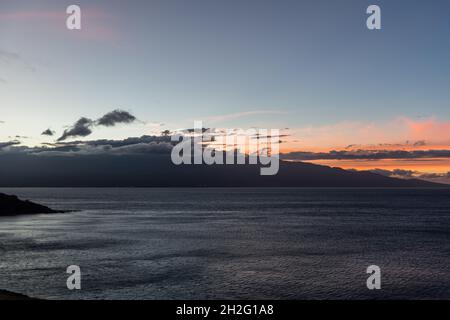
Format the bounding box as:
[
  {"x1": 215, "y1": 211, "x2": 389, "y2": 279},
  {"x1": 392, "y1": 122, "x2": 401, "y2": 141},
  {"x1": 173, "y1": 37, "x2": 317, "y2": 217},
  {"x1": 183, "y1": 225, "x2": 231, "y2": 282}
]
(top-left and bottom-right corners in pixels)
[
  {"x1": 202, "y1": 110, "x2": 286, "y2": 124},
  {"x1": 282, "y1": 149, "x2": 450, "y2": 161},
  {"x1": 0, "y1": 49, "x2": 35, "y2": 72}
]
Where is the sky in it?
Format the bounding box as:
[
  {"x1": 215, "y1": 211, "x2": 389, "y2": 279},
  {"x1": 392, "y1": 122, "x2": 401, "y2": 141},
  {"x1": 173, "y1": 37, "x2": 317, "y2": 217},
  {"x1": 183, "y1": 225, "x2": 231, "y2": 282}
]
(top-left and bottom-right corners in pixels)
[{"x1": 1, "y1": 0, "x2": 450, "y2": 182}]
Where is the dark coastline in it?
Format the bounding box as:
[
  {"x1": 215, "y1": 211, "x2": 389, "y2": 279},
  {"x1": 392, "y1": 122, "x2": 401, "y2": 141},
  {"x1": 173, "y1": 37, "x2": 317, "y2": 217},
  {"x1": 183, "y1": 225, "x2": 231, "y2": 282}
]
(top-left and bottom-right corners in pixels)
[
  {"x1": 0, "y1": 193, "x2": 69, "y2": 216},
  {"x1": 0, "y1": 290, "x2": 35, "y2": 300}
]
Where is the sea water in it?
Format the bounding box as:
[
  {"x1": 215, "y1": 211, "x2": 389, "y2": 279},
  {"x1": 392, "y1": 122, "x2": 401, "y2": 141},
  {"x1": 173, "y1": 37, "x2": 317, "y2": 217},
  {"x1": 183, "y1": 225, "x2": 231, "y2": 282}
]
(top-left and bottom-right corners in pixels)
[{"x1": 0, "y1": 188, "x2": 449, "y2": 299}]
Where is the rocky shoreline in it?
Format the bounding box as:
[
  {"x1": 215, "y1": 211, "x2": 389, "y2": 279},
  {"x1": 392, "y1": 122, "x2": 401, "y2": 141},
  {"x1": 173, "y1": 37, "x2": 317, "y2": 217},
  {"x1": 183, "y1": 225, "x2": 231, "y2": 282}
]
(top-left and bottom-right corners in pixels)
[
  {"x1": 0, "y1": 193, "x2": 68, "y2": 216},
  {"x1": 0, "y1": 290, "x2": 36, "y2": 300}
]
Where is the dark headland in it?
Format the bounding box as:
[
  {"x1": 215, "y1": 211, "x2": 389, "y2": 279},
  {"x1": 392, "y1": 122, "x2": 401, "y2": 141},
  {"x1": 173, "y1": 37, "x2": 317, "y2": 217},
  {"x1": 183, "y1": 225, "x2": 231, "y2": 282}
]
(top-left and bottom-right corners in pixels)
[
  {"x1": 0, "y1": 193, "x2": 66, "y2": 216},
  {"x1": 0, "y1": 290, "x2": 35, "y2": 300}
]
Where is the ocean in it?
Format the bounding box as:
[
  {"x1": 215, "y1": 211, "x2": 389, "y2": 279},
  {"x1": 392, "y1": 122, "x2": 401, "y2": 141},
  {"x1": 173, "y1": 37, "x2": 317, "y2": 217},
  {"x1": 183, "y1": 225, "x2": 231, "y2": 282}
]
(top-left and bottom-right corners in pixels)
[{"x1": 0, "y1": 188, "x2": 449, "y2": 300}]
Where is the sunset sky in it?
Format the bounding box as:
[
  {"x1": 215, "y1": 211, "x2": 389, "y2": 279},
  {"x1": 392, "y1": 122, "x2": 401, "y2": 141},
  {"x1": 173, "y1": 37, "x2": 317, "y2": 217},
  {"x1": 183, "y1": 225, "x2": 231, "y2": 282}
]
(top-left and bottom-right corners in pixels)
[{"x1": 1, "y1": 0, "x2": 450, "y2": 183}]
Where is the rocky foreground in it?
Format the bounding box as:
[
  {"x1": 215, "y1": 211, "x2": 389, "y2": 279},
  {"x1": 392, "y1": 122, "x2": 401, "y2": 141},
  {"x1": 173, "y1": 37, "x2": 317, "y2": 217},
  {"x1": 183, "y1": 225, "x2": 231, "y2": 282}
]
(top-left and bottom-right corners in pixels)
[
  {"x1": 0, "y1": 290, "x2": 35, "y2": 300},
  {"x1": 0, "y1": 193, "x2": 66, "y2": 216}
]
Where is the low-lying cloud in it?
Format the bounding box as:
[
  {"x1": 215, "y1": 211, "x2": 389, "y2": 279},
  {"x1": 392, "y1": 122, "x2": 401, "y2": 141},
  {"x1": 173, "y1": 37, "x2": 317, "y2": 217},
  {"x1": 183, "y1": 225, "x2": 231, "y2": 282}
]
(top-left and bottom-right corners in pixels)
[
  {"x1": 31, "y1": 135, "x2": 174, "y2": 157},
  {"x1": 282, "y1": 149, "x2": 450, "y2": 161},
  {"x1": 0, "y1": 140, "x2": 20, "y2": 149},
  {"x1": 370, "y1": 168, "x2": 450, "y2": 184}
]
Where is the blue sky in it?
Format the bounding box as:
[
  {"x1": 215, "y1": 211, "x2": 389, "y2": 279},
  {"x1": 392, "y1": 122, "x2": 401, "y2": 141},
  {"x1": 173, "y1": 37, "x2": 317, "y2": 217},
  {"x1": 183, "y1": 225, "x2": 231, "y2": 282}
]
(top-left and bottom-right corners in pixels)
[{"x1": 1, "y1": 0, "x2": 450, "y2": 146}]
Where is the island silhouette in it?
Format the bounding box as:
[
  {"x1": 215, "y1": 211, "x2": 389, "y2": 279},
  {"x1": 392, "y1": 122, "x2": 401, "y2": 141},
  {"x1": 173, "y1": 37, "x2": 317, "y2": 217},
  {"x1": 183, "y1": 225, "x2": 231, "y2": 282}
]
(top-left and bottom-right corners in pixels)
[{"x1": 0, "y1": 154, "x2": 443, "y2": 188}]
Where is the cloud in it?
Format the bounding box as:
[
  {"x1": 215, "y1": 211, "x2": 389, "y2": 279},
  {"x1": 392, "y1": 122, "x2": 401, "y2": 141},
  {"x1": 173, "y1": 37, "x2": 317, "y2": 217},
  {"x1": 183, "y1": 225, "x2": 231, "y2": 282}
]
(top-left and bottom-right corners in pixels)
[
  {"x1": 55, "y1": 135, "x2": 172, "y2": 148},
  {"x1": 286, "y1": 117, "x2": 450, "y2": 151},
  {"x1": 413, "y1": 140, "x2": 427, "y2": 147},
  {"x1": 370, "y1": 168, "x2": 450, "y2": 184},
  {"x1": 373, "y1": 169, "x2": 439, "y2": 179},
  {"x1": 405, "y1": 118, "x2": 450, "y2": 142},
  {"x1": 202, "y1": 110, "x2": 286, "y2": 124},
  {"x1": 0, "y1": 133, "x2": 178, "y2": 158},
  {"x1": 146, "y1": 122, "x2": 165, "y2": 127},
  {"x1": 57, "y1": 117, "x2": 94, "y2": 141},
  {"x1": 34, "y1": 135, "x2": 174, "y2": 157},
  {"x1": 35, "y1": 142, "x2": 173, "y2": 157},
  {"x1": 96, "y1": 109, "x2": 136, "y2": 127},
  {"x1": 182, "y1": 127, "x2": 210, "y2": 134},
  {"x1": 0, "y1": 140, "x2": 20, "y2": 149},
  {"x1": 41, "y1": 128, "x2": 55, "y2": 136},
  {"x1": 0, "y1": 50, "x2": 21, "y2": 62},
  {"x1": 107, "y1": 142, "x2": 173, "y2": 155},
  {"x1": 0, "y1": 49, "x2": 35, "y2": 72},
  {"x1": 251, "y1": 133, "x2": 290, "y2": 140},
  {"x1": 370, "y1": 168, "x2": 418, "y2": 178},
  {"x1": 282, "y1": 149, "x2": 450, "y2": 161},
  {"x1": 56, "y1": 110, "x2": 138, "y2": 141}
]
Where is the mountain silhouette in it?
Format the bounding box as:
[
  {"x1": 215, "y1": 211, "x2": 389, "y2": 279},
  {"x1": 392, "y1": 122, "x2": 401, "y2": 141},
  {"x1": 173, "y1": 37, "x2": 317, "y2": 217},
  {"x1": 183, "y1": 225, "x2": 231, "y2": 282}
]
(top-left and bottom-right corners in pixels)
[
  {"x1": 0, "y1": 193, "x2": 65, "y2": 216},
  {"x1": 0, "y1": 153, "x2": 443, "y2": 187}
]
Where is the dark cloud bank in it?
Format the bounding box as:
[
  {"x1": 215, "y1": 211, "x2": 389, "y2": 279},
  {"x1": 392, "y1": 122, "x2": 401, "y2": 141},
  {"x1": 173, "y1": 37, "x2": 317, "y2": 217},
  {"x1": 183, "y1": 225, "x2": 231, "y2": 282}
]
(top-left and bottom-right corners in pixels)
[
  {"x1": 0, "y1": 140, "x2": 20, "y2": 149},
  {"x1": 281, "y1": 149, "x2": 450, "y2": 161}
]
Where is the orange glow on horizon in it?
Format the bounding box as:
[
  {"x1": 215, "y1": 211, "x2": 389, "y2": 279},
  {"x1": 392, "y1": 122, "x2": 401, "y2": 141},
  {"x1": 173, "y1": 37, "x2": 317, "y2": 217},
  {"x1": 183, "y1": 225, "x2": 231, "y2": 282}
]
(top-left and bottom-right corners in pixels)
[{"x1": 300, "y1": 158, "x2": 450, "y2": 174}]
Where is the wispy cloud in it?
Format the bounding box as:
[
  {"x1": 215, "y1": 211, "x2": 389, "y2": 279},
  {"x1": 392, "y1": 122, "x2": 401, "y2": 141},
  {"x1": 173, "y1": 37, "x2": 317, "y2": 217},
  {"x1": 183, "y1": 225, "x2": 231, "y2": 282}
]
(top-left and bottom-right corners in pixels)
[
  {"x1": 0, "y1": 49, "x2": 36, "y2": 73},
  {"x1": 404, "y1": 117, "x2": 450, "y2": 142},
  {"x1": 202, "y1": 110, "x2": 286, "y2": 124},
  {"x1": 282, "y1": 149, "x2": 450, "y2": 161}
]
